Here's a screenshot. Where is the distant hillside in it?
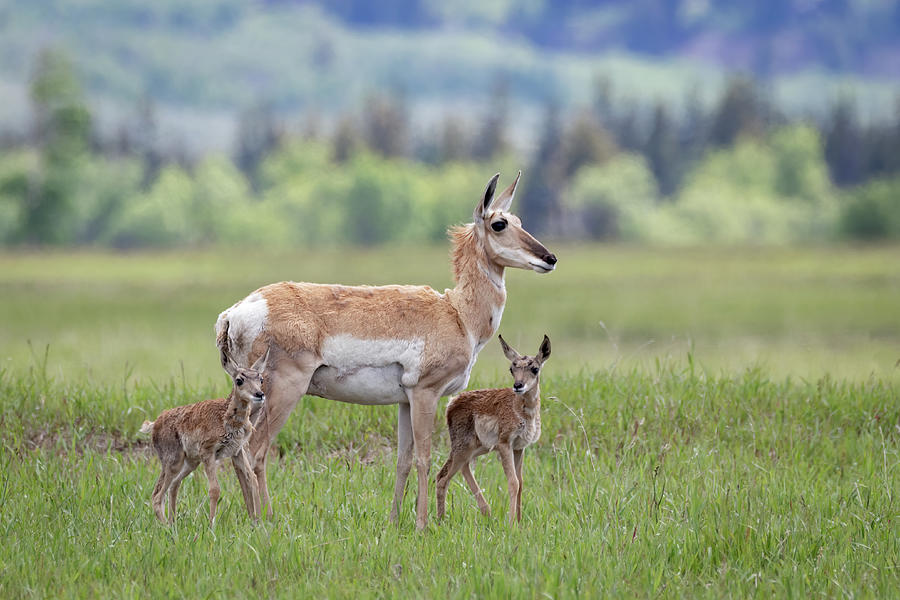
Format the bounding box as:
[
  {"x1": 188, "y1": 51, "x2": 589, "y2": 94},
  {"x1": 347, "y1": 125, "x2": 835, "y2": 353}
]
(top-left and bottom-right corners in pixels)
[
  {"x1": 304, "y1": 0, "x2": 900, "y2": 77},
  {"x1": 1, "y1": 0, "x2": 898, "y2": 153}
]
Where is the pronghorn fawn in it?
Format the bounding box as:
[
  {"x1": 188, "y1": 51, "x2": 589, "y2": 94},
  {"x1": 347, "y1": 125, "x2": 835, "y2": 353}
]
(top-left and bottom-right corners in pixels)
[
  {"x1": 436, "y1": 334, "x2": 551, "y2": 524},
  {"x1": 140, "y1": 344, "x2": 269, "y2": 526},
  {"x1": 216, "y1": 171, "x2": 557, "y2": 529}
]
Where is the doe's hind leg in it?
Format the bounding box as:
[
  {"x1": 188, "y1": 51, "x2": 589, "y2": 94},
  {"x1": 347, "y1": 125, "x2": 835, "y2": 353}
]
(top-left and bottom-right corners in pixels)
[{"x1": 232, "y1": 448, "x2": 260, "y2": 521}]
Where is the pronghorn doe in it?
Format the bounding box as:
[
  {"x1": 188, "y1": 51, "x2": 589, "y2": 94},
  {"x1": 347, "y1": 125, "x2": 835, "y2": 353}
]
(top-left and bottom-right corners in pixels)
[
  {"x1": 216, "y1": 171, "x2": 557, "y2": 529},
  {"x1": 140, "y1": 344, "x2": 269, "y2": 525},
  {"x1": 436, "y1": 334, "x2": 551, "y2": 524}
]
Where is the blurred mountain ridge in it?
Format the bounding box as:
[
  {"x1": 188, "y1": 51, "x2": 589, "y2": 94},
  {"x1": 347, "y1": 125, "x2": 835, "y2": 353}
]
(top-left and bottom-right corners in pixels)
[{"x1": 0, "y1": 0, "x2": 898, "y2": 153}]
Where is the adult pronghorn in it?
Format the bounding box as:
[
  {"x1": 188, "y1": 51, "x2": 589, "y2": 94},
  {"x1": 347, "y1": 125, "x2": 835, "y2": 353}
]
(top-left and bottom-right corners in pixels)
[{"x1": 215, "y1": 172, "x2": 557, "y2": 529}]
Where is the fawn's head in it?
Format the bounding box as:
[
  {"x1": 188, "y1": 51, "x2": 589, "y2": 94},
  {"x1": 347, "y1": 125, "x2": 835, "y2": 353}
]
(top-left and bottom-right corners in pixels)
[
  {"x1": 221, "y1": 347, "x2": 269, "y2": 405},
  {"x1": 473, "y1": 172, "x2": 557, "y2": 274},
  {"x1": 498, "y1": 334, "x2": 551, "y2": 395}
]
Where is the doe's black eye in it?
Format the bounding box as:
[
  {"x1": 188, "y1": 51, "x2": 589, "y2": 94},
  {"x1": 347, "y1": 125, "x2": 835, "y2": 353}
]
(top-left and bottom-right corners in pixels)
[
  {"x1": 531, "y1": 367, "x2": 539, "y2": 375},
  {"x1": 491, "y1": 220, "x2": 507, "y2": 232},
  {"x1": 236, "y1": 378, "x2": 244, "y2": 386}
]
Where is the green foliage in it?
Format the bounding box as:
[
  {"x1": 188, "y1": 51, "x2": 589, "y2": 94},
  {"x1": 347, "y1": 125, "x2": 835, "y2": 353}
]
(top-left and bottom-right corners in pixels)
[
  {"x1": 0, "y1": 150, "x2": 37, "y2": 243},
  {"x1": 567, "y1": 154, "x2": 658, "y2": 240},
  {"x1": 105, "y1": 165, "x2": 196, "y2": 247},
  {"x1": 0, "y1": 124, "x2": 881, "y2": 249},
  {"x1": 841, "y1": 176, "x2": 900, "y2": 240},
  {"x1": 642, "y1": 126, "x2": 836, "y2": 244},
  {"x1": 23, "y1": 48, "x2": 93, "y2": 244},
  {"x1": 770, "y1": 125, "x2": 833, "y2": 204},
  {"x1": 71, "y1": 157, "x2": 143, "y2": 244}
]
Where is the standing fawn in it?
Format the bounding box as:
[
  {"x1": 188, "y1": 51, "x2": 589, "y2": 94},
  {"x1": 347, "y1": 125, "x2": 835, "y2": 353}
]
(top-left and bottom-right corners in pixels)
[
  {"x1": 140, "y1": 345, "x2": 269, "y2": 526},
  {"x1": 436, "y1": 334, "x2": 551, "y2": 524}
]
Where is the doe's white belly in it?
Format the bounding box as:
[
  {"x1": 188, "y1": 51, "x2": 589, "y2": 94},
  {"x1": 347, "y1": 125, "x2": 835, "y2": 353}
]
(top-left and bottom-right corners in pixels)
[
  {"x1": 307, "y1": 335, "x2": 425, "y2": 405},
  {"x1": 308, "y1": 364, "x2": 407, "y2": 405}
]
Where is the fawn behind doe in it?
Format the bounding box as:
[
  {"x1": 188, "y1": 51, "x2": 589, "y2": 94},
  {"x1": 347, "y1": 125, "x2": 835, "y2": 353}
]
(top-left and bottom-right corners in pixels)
[{"x1": 141, "y1": 343, "x2": 269, "y2": 526}]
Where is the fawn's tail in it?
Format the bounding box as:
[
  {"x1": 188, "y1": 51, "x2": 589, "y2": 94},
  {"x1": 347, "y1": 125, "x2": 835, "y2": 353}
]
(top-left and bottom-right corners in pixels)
[{"x1": 139, "y1": 420, "x2": 155, "y2": 435}]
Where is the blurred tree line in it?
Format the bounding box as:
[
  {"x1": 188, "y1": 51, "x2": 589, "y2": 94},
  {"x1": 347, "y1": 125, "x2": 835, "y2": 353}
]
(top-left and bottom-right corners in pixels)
[{"x1": 1, "y1": 48, "x2": 899, "y2": 248}]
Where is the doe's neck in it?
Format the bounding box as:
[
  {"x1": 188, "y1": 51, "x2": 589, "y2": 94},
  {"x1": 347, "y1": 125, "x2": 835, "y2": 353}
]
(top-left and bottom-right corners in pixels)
[{"x1": 447, "y1": 224, "x2": 507, "y2": 347}]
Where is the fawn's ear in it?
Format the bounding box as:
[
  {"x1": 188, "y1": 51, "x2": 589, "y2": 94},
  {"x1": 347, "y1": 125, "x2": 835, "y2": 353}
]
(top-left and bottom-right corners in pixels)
[
  {"x1": 251, "y1": 347, "x2": 270, "y2": 373},
  {"x1": 537, "y1": 335, "x2": 551, "y2": 363},
  {"x1": 498, "y1": 334, "x2": 519, "y2": 362},
  {"x1": 220, "y1": 348, "x2": 240, "y2": 380}
]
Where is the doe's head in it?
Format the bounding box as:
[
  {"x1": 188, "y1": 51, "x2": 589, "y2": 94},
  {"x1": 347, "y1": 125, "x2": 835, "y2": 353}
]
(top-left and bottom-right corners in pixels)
[
  {"x1": 473, "y1": 171, "x2": 557, "y2": 274},
  {"x1": 221, "y1": 347, "x2": 269, "y2": 405},
  {"x1": 498, "y1": 334, "x2": 551, "y2": 395}
]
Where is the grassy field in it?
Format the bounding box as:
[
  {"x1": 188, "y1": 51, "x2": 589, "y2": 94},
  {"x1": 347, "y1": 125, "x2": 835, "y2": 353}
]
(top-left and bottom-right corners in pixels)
[
  {"x1": 1, "y1": 244, "x2": 898, "y2": 385},
  {"x1": 1, "y1": 245, "x2": 899, "y2": 598}
]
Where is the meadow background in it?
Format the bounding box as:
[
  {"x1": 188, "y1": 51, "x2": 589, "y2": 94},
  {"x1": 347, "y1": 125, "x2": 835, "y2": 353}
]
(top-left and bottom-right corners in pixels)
[{"x1": 2, "y1": 1, "x2": 900, "y2": 598}]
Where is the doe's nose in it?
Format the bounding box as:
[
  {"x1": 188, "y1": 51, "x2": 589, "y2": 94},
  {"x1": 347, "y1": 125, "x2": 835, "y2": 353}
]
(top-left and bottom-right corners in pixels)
[
  {"x1": 513, "y1": 382, "x2": 524, "y2": 391},
  {"x1": 255, "y1": 392, "x2": 265, "y2": 400},
  {"x1": 543, "y1": 253, "x2": 557, "y2": 266}
]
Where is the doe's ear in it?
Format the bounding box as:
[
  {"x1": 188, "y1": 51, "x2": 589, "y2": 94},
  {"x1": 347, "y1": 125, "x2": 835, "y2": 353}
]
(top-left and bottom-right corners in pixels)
[
  {"x1": 538, "y1": 335, "x2": 551, "y2": 363},
  {"x1": 250, "y1": 347, "x2": 270, "y2": 373},
  {"x1": 498, "y1": 334, "x2": 519, "y2": 362},
  {"x1": 490, "y1": 170, "x2": 521, "y2": 213},
  {"x1": 473, "y1": 173, "x2": 500, "y2": 222}
]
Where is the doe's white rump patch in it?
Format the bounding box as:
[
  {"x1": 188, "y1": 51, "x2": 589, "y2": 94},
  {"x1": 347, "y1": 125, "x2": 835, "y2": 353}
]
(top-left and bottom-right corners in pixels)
[
  {"x1": 321, "y1": 334, "x2": 425, "y2": 388},
  {"x1": 215, "y1": 291, "x2": 269, "y2": 365}
]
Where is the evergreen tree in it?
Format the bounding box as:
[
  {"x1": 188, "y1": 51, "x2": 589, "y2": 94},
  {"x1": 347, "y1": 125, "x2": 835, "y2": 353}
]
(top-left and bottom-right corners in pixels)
[
  {"x1": 563, "y1": 110, "x2": 615, "y2": 177},
  {"x1": 613, "y1": 103, "x2": 643, "y2": 153},
  {"x1": 235, "y1": 100, "x2": 283, "y2": 191},
  {"x1": 520, "y1": 102, "x2": 565, "y2": 232},
  {"x1": 592, "y1": 75, "x2": 615, "y2": 129},
  {"x1": 135, "y1": 95, "x2": 162, "y2": 189},
  {"x1": 824, "y1": 96, "x2": 863, "y2": 186},
  {"x1": 644, "y1": 102, "x2": 680, "y2": 196},
  {"x1": 679, "y1": 86, "x2": 708, "y2": 164},
  {"x1": 472, "y1": 80, "x2": 509, "y2": 160},
  {"x1": 361, "y1": 92, "x2": 408, "y2": 158},
  {"x1": 861, "y1": 96, "x2": 900, "y2": 179},
  {"x1": 25, "y1": 48, "x2": 91, "y2": 244},
  {"x1": 438, "y1": 115, "x2": 469, "y2": 163},
  {"x1": 710, "y1": 77, "x2": 765, "y2": 146},
  {"x1": 332, "y1": 114, "x2": 360, "y2": 163}
]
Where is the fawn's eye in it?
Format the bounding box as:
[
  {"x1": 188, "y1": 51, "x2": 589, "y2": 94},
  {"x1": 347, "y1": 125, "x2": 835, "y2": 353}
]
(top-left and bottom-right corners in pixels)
[
  {"x1": 236, "y1": 378, "x2": 244, "y2": 386},
  {"x1": 491, "y1": 220, "x2": 507, "y2": 232},
  {"x1": 531, "y1": 367, "x2": 539, "y2": 375}
]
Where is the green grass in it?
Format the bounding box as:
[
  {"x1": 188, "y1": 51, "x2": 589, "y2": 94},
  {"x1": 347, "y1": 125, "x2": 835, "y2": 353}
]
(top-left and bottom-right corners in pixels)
[
  {"x1": 2, "y1": 366, "x2": 899, "y2": 598},
  {"x1": 1, "y1": 245, "x2": 899, "y2": 598}
]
